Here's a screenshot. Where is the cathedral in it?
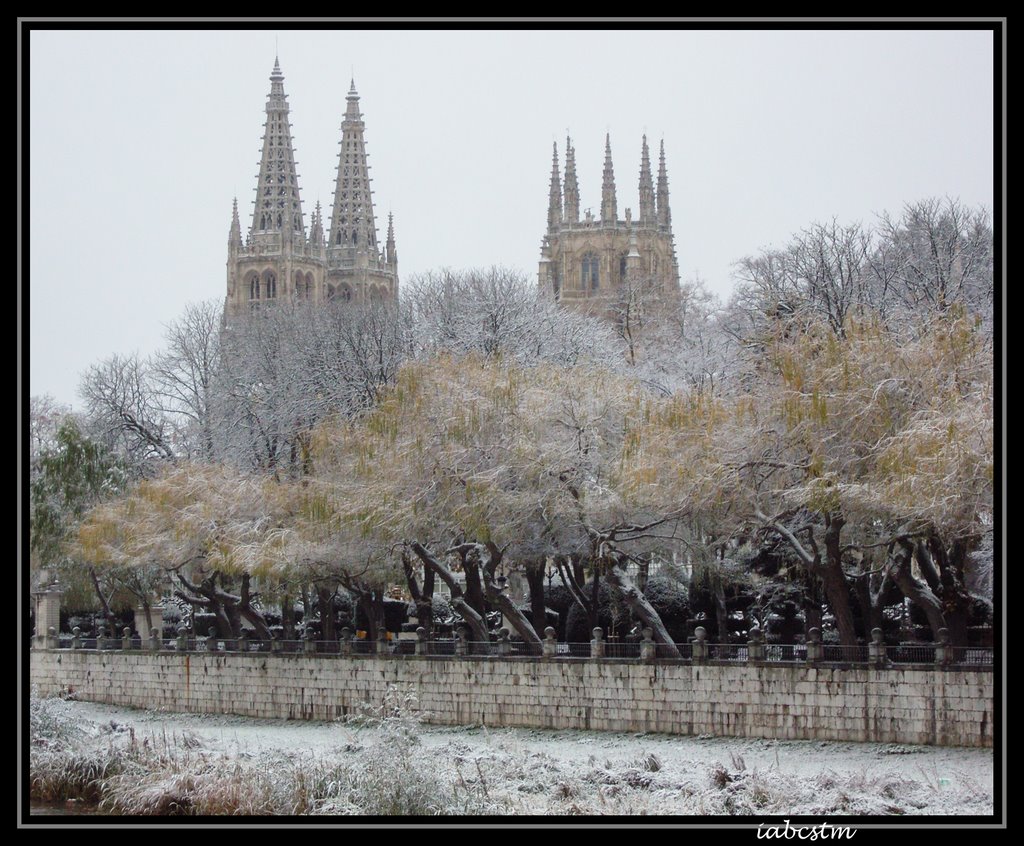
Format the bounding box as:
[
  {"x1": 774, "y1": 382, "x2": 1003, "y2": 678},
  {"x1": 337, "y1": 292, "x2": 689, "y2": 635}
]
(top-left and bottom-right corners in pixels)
[
  {"x1": 539, "y1": 134, "x2": 679, "y2": 313},
  {"x1": 225, "y1": 59, "x2": 398, "y2": 317}
]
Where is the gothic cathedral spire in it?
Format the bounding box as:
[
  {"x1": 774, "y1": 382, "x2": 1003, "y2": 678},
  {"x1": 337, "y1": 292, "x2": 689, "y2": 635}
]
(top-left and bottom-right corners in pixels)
[
  {"x1": 548, "y1": 141, "x2": 562, "y2": 229},
  {"x1": 328, "y1": 79, "x2": 379, "y2": 256},
  {"x1": 229, "y1": 197, "x2": 242, "y2": 251},
  {"x1": 601, "y1": 133, "x2": 617, "y2": 224},
  {"x1": 638, "y1": 134, "x2": 655, "y2": 225},
  {"x1": 251, "y1": 58, "x2": 305, "y2": 242},
  {"x1": 385, "y1": 211, "x2": 398, "y2": 266},
  {"x1": 657, "y1": 139, "x2": 671, "y2": 228},
  {"x1": 563, "y1": 135, "x2": 580, "y2": 224}
]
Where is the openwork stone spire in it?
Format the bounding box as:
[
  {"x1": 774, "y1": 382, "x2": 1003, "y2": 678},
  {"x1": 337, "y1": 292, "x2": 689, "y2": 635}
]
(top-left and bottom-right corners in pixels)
[
  {"x1": 385, "y1": 211, "x2": 397, "y2": 265},
  {"x1": 638, "y1": 134, "x2": 655, "y2": 224},
  {"x1": 657, "y1": 139, "x2": 671, "y2": 228},
  {"x1": 310, "y1": 200, "x2": 324, "y2": 247},
  {"x1": 601, "y1": 133, "x2": 617, "y2": 224},
  {"x1": 328, "y1": 79, "x2": 379, "y2": 256},
  {"x1": 548, "y1": 141, "x2": 562, "y2": 229},
  {"x1": 228, "y1": 197, "x2": 242, "y2": 249},
  {"x1": 563, "y1": 135, "x2": 580, "y2": 224},
  {"x1": 250, "y1": 58, "x2": 305, "y2": 240}
]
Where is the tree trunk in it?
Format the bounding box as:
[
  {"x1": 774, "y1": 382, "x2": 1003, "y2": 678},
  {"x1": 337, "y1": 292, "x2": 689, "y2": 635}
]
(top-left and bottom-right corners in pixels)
[
  {"x1": 821, "y1": 514, "x2": 858, "y2": 647},
  {"x1": 281, "y1": 591, "x2": 295, "y2": 640},
  {"x1": 461, "y1": 554, "x2": 488, "y2": 619},
  {"x1": 556, "y1": 556, "x2": 592, "y2": 622},
  {"x1": 713, "y1": 573, "x2": 729, "y2": 642},
  {"x1": 88, "y1": 567, "x2": 119, "y2": 637},
  {"x1": 886, "y1": 539, "x2": 947, "y2": 640},
  {"x1": 525, "y1": 562, "x2": 547, "y2": 633},
  {"x1": 603, "y1": 556, "x2": 681, "y2": 658},
  {"x1": 409, "y1": 543, "x2": 490, "y2": 644},
  {"x1": 589, "y1": 562, "x2": 601, "y2": 631},
  {"x1": 933, "y1": 534, "x2": 972, "y2": 647},
  {"x1": 317, "y1": 586, "x2": 337, "y2": 641},
  {"x1": 476, "y1": 543, "x2": 542, "y2": 654},
  {"x1": 803, "y1": 573, "x2": 823, "y2": 637},
  {"x1": 402, "y1": 551, "x2": 434, "y2": 638}
]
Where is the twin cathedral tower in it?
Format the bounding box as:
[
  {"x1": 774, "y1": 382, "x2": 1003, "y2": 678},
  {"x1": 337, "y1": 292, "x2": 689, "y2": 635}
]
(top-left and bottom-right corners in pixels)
[{"x1": 225, "y1": 59, "x2": 678, "y2": 317}]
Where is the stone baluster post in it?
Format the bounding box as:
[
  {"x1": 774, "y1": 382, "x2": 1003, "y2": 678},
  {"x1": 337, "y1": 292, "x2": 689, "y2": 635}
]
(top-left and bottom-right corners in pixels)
[
  {"x1": 806, "y1": 627, "x2": 823, "y2": 663},
  {"x1": 206, "y1": 626, "x2": 219, "y2": 653},
  {"x1": 455, "y1": 627, "x2": 468, "y2": 657},
  {"x1": 376, "y1": 627, "x2": 390, "y2": 656},
  {"x1": 71, "y1": 626, "x2": 82, "y2": 650},
  {"x1": 271, "y1": 630, "x2": 282, "y2": 653},
  {"x1": 304, "y1": 627, "x2": 316, "y2": 654},
  {"x1": 640, "y1": 627, "x2": 656, "y2": 663},
  {"x1": 935, "y1": 628, "x2": 951, "y2": 667},
  {"x1": 869, "y1": 627, "x2": 886, "y2": 667},
  {"x1": 415, "y1": 626, "x2": 428, "y2": 656},
  {"x1": 496, "y1": 627, "x2": 511, "y2": 657},
  {"x1": 747, "y1": 627, "x2": 764, "y2": 663},
  {"x1": 340, "y1": 627, "x2": 353, "y2": 657},
  {"x1": 542, "y1": 626, "x2": 557, "y2": 659},
  {"x1": 692, "y1": 626, "x2": 708, "y2": 664},
  {"x1": 149, "y1": 627, "x2": 161, "y2": 651},
  {"x1": 176, "y1": 625, "x2": 188, "y2": 652},
  {"x1": 590, "y1": 627, "x2": 606, "y2": 659},
  {"x1": 122, "y1": 627, "x2": 132, "y2": 651},
  {"x1": 237, "y1": 629, "x2": 248, "y2": 653}
]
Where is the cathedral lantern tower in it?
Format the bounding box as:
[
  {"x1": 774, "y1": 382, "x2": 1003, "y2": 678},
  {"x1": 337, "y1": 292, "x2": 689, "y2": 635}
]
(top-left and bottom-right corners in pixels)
[{"x1": 538, "y1": 134, "x2": 679, "y2": 317}]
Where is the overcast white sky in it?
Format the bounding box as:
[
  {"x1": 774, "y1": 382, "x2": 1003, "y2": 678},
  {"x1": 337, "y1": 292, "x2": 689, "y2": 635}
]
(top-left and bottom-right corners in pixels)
[{"x1": 27, "y1": 27, "x2": 995, "y2": 408}]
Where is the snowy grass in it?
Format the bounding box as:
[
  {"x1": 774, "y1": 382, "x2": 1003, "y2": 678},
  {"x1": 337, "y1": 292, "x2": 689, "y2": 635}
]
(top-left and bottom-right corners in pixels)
[{"x1": 29, "y1": 688, "x2": 994, "y2": 817}]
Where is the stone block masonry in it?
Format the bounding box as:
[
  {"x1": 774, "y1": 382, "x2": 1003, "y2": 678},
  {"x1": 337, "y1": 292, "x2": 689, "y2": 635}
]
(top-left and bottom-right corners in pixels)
[{"x1": 29, "y1": 652, "x2": 993, "y2": 747}]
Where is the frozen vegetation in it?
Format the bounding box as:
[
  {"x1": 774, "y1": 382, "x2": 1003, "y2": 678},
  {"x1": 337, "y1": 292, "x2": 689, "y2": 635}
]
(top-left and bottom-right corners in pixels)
[{"x1": 29, "y1": 689, "x2": 993, "y2": 817}]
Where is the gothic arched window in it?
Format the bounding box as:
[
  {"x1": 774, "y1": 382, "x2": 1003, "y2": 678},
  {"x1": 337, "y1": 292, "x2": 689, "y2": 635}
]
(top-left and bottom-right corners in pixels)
[
  {"x1": 620, "y1": 254, "x2": 629, "y2": 283},
  {"x1": 249, "y1": 275, "x2": 260, "y2": 300},
  {"x1": 581, "y1": 253, "x2": 600, "y2": 291},
  {"x1": 264, "y1": 272, "x2": 276, "y2": 300},
  {"x1": 551, "y1": 265, "x2": 561, "y2": 299}
]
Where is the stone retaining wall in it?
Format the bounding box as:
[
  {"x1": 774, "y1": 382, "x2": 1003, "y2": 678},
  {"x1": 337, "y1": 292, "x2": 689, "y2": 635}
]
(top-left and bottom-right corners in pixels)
[{"x1": 29, "y1": 651, "x2": 993, "y2": 747}]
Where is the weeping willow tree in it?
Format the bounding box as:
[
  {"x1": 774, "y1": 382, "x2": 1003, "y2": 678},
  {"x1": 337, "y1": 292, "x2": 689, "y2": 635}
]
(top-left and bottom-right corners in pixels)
[
  {"x1": 289, "y1": 353, "x2": 691, "y2": 653},
  {"x1": 76, "y1": 463, "x2": 290, "y2": 638},
  {"x1": 624, "y1": 308, "x2": 992, "y2": 646}
]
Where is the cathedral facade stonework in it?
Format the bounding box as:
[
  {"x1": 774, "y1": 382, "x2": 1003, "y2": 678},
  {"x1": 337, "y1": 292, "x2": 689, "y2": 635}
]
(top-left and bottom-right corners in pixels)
[
  {"x1": 225, "y1": 59, "x2": 397, "y2": 318},
  {"x1": 539, "y1": 134, "x2": 679, "y2": 316}
]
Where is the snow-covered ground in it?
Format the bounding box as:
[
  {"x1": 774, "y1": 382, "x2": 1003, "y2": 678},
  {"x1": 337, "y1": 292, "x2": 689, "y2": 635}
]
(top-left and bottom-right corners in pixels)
[{"x1": 37, "y1": 698, "x2": 993, "y2": 817}]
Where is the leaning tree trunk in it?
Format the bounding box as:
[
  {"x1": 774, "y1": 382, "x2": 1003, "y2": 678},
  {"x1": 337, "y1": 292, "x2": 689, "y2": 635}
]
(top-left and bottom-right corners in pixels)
[
  {"x1": 603, "y1": 555, "x2": 681, "y2": 658},
  {"x1": 474, "y1": 543, "x2": 543, "y2": 655},
  {"x1": 409, "y1": 543, "x2": 490, "y2": 644},
  {"x1": 886, "y1": 539, "x2": 947, "y2": 641}
]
